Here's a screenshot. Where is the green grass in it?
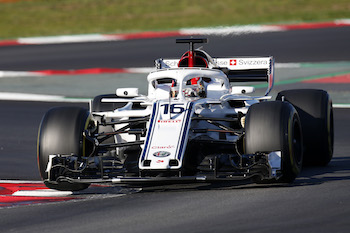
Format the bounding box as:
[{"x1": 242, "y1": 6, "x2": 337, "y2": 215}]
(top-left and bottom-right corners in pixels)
[{"x1": 0, "y1": 0, "x2": 349, "y2": 39}]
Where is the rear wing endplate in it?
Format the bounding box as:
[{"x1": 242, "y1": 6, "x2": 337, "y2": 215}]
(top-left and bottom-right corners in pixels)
[{"x1": 215, "y1": 57, "x2": 274, "y2": 95}]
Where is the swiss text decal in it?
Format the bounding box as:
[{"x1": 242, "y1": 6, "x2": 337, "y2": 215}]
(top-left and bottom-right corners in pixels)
[
  {"x1": 237, "y1": 59, "x2": 268, "y2": 66},
  {"x1": 214, "y1": 57, "x2": 271, "y2": 70}
]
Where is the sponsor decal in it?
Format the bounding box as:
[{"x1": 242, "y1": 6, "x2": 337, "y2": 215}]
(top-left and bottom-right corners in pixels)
[
  {"x1": 156, "y1": 160, "x2": 164, "y2": 163},
  {"x1": 158, "y1": 119, "x2": 182, "y2": 123},
  {"x1": 216, "y1": 58, "x2": 269, "y2": 67},
  {"x1": 236, "y1": 59, "x2": 268, "y2": 66},
  {"x1": 151, "y1": 145, "x2": 175, "y2": 149},
  {"x1": 164, "y1": 60, "x2": 179, "y2": 67},
  {"x1": 153, "y1": 151, "x2": 171, "y2": 157},
  {"x1": 216, "y1": 60, "x2": 228, "y2": 66},
  {"x1": 230, "y1": 59, "x2": 237, "y2": 66}
]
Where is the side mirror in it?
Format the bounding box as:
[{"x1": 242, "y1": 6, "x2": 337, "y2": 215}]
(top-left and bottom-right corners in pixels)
[{"x1": 116, "y1": 88, "x2": 139, "y2": 97}]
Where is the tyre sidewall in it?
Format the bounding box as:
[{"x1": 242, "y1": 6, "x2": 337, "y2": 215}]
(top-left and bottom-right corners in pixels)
[
  {"x1": 245, "y1": 101, "x2": 303, "y2": 182},
  {"x1": 37, "y1": 107, "x2": 91, "y2": 191}
]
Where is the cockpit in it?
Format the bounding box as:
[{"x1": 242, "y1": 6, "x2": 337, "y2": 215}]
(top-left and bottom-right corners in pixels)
[{"x1": 147, "y1": 69, "x2": 230, "y2": 100}]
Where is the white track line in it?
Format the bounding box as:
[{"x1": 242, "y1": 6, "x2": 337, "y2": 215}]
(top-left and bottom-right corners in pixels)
[
  {"x1": 12, "y1": 190, "x2": 73, "y2": 197},
  {"x1": 17, "y1": 34, "x2": 124, "y2": 45},
  {"x1": 333, "y1": 104, "x2": 350, "y2": 108},
  {"x1": 0, "y1": 92, "x2": 90, "y2": 102},
  {"x1": 0, "y1": 180, "x2": 43, "y2": 184},
  {"x1": 0, "y1": 71, "x2": 44, "y2": 77},
  {"x1": 180, "y1": 25, "x2": 284, "y2": 36}
]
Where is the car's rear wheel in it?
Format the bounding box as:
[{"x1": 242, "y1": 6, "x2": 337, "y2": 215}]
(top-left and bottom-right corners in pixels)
[
  {"x1": 37, "y1": 107, "x2": 92, "y2": 191},
  {"x1": 276, "y1": 89, "x2": 334, "y2": 166},
  {"x1": 245, "y1": 101, "x2": 303, "y2": 183}
]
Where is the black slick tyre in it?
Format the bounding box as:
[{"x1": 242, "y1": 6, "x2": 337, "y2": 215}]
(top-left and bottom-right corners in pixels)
[
  {"x1": 245, "y1": 101, "x2": 303, "y2": 183},
  {"x1": 37, "y1": 107, "x2": 92, "y2": 191},
  {"x1": 276, "y1": 89, "x2": 334, "y2": 166}
]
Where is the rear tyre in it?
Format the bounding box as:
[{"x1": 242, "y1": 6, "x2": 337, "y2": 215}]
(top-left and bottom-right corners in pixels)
[
  {"x1": 37, "y1": 107, "x2": 92, "y2": 191},
  {"x1": 276, "y1": 89, "x2": 334, "y2": 166},
  {"x1": 245, "y1": 101, "x2": 303, "y2": 183}
]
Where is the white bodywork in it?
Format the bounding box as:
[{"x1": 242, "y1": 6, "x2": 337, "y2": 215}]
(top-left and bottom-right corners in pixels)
[{"x1": 92, "y1": 55, "x2": 280, "y2": 175}]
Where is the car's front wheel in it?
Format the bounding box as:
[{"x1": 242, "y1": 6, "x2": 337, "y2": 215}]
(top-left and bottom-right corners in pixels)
[
  {"x1": 37, "y1": 106, "x2": 92, "y2": 191},
  {"x1": 245, "y1": 101, "x2": 303, "y2": 183}
]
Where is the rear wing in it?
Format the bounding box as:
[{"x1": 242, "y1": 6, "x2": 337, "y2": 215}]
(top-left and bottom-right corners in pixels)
[{"x1": 155, "y1": 56, "x2": 275, "y2": 95}]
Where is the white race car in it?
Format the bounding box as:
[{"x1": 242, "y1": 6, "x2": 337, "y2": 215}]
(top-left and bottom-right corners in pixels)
[{"x1": 37, "y1": 38, "x2": 334, "y2": 191}]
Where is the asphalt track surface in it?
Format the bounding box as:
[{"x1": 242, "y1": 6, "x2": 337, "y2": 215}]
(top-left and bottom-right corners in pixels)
[
  {"x1": 0, "y1": 27, "x2": 350, "y2": 232},
  {"x1": 0, "y1": 27, "x2": 350, "y2": 71}
]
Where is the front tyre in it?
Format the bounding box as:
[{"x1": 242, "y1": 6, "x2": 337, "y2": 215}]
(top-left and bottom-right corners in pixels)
[
  {"x1": 245, "y1": 101, "x2": 303, "y2": 183},
  {"x1": 37, "y1": 107, "x2": 92, "y2": 191}
]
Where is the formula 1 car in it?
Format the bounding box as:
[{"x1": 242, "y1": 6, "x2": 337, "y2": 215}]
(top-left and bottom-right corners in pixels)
[{"x1": 37, "y1": 38, "x2": 334, "y2": 191}]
